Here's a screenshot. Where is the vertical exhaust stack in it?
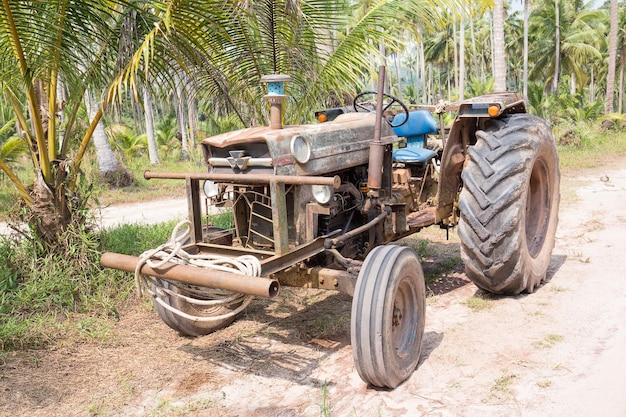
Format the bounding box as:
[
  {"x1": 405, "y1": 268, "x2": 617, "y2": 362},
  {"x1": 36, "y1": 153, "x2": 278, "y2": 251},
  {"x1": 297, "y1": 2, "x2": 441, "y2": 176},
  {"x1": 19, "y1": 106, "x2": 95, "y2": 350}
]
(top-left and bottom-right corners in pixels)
[
  {"x1": 367, "y1": 66, "x2": 387, "y2": 197},
  {"x1": 261, "y1": 74, "x2": 292, "y2": 129}
]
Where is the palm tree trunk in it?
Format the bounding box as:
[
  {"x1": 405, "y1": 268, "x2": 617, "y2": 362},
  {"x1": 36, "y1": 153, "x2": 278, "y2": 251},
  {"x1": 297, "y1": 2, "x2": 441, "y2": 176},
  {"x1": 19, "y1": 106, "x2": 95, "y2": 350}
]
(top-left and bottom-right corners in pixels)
[
  {"x1": 419, "y1": 30, "x2": 427, "y2": 103},
  {"x1": 470, "y1": 13, "x2": 478, "y2": 80},
  {"x1": 459, "y1": 13, "x2": 465, "y2": 101},
  {"x1": 85, "y1": 91, "x2": 121, "y2": 175},
  {"x1": 176, "y1": 79, "x2": 190, "y2": 160},
  {"x1": 493, "y1": 0, "x2": 507, "y2": 91},
  {"x1": 428, "y1": 63, "x2": 433, "y2": 104},
  {"x1": 605, "y1": 0, "x2": 618, "y2": 114},
  {"x1": 143, "y1": 85, "x2": 160, "y2": 165},
  {"x1": 619, "y1": 61, "x2": 624, "y2": 114},
  {"x1": 453, "y1": 17, "x2": 459, "y2": 92},
  {"x1": 523, "y1": 0, "x2": 529, "y2": 98},
  {"x1": 395, "y1": 53, "x2": 403, "y2": 101},
  {"x1": 187, "y1": 83, "x2": 197, "y2": 146},
  {"x1": 553, "y1": 0, "x2": 560, "y2": 93},
  {"x1": 590, "y1": 66, "x2": 595, "y2": 103}
]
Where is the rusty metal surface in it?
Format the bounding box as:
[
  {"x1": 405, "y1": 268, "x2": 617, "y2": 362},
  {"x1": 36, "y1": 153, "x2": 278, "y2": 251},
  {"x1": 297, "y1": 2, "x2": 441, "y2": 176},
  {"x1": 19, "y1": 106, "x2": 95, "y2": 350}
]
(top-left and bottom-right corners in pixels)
[
  {"x1": 269, "y1": 181, "x2": 289, "y2": 256},
  {"x1": 273, "y1": 266, "x2": 356, "y2": 296},
  {"x1": 310, "y1": 267, "x2": 356, "y2": 296},
  {"x1": 200, "y1": 112, "x2": 397, "y2": 177},
  {"x1": 260, "y1": 234, "x2": 335, "y2": 276},
  {"x1": 406, "y1": 207, "x2": 437, "y2": 229},
  {"x1": 144, "y1": 170, "x2": 341, "y2": 189},
  {"x1": 326, "y1": 209, "x2": 389, "y2": 248},
  {"x1": 186, "y1": 178, "x2": 202, "y2": 244},
  {"x1": 435, "y1": 117, "x2": 474, "y2": 223},
  {"x1": 101, "y1": 252, "x2": 279, "y2": 298},
  {"x1": 367, "y1": 67, "x2": 387, "y2": 194}
]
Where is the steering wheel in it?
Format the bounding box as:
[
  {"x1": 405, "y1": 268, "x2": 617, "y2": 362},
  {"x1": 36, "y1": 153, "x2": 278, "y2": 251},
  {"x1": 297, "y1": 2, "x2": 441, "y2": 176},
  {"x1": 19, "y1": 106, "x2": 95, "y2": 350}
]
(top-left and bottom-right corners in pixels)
[{"x1": 353, "y1": 91, "x2": 409, "y2": 128}]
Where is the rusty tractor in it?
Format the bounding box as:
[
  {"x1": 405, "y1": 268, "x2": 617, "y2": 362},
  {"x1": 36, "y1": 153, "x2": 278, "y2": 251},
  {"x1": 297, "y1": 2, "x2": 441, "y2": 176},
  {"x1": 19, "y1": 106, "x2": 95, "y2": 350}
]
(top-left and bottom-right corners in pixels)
[{"x1": 102, "y1": 67, "x2": 560, "y2": 389}]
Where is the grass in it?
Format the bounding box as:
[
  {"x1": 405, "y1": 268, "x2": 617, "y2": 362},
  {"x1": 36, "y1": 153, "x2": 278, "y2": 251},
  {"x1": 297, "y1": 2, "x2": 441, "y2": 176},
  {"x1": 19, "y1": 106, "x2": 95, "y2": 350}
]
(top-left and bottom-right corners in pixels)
[
  {"x1": 465, "y1": 294, "x2": 495, "y2": 312},
  {"x1": 556, "y1": 123, "x2": 626, "y2": 172},
  {"x1": 404, "y1": 228, "x2": 464, "y2": 287},
  {"x1": 533, "y1": 333, "x2": 564, "y2": 349},
  {"x1": 320, "y1": 380, "x2": 333, "y2": 417},
  {"x1": 486, "y1": 371, "x2": 518, "y2": 401},
  {"x1": 1, "y1": 122, "x2": 625, "y2": 352},
  {"x1": 0, "y1": 218, "x2": 179, "y2": 350},
  {"x1": 0, "y1": 149, "x2": 203, "y2": 221}
]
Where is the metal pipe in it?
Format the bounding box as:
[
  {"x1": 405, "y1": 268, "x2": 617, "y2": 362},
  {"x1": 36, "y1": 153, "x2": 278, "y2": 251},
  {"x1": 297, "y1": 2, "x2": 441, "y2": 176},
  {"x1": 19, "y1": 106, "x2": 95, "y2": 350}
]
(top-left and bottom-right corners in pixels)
[
  {"x1": 101, "y1": 252, "x2": 279, "y2": 298},
  {"x1": 326, "y1": 209, "x2": 389, "y2": 248},
  {"x1": 266, "y1": 95, "x2": 285, "y2": 129},
  {"x1": 144, "y1": 170, "x2": 341, "y2": 189},
  {"x1": 367, "y1": 66, "x2": 387, "y2": 193}
]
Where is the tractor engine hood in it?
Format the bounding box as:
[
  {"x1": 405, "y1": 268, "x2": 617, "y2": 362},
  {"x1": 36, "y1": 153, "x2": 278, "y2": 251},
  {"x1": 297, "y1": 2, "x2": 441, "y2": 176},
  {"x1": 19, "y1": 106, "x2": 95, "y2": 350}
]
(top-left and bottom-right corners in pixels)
[{"x1": 201, "y1": 112, "x2": 398, "y2": 177}]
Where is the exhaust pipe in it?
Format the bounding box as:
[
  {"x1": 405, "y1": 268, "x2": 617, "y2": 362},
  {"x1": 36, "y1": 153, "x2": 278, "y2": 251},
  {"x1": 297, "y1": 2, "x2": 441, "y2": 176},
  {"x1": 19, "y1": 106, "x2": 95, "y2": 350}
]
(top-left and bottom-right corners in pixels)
[
  {"x1": 101, "y1": 252, "x2": 279, "y2": 298},
  {"x1": 261, "y1": 74, "x2": 292, "y2": 129},
  {"x1": 367, "y1": 66, "x2": 387, "y2": 195}
]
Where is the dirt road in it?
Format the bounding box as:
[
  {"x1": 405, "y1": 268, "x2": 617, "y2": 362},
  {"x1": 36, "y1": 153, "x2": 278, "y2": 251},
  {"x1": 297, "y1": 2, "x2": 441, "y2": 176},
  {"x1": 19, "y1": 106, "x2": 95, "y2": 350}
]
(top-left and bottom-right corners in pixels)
[{"x1": 2, "y1": 165, "x2": 626, "y2": 417}]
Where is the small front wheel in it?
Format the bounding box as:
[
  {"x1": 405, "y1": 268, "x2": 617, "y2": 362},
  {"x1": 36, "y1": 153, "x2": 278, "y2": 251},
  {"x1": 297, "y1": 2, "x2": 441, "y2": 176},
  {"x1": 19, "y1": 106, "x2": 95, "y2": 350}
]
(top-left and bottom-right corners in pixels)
[{"x1": 351, "y1": 245, "x2": 426, "y2": 388}]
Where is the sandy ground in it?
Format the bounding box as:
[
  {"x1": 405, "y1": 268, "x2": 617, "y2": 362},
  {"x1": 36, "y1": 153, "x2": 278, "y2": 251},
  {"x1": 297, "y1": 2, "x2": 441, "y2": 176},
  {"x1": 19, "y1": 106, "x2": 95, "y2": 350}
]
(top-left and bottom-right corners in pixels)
[
  {"x1": 2, "y1": 165, "x2": 626, "y2": 417},
  {"x1": 97, "y1": 198, "x2": 189, "y2": 229}
]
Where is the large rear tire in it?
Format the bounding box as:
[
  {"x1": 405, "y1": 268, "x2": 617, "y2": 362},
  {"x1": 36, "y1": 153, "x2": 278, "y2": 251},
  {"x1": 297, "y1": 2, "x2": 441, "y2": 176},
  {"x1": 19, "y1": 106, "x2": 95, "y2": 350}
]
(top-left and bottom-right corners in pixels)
[
  {"x1": 351, "y1": 245, "x2": 426, "y2": 388},
  {"x1": 458, "y1": 114, "x2": 560, "y2": 295}
]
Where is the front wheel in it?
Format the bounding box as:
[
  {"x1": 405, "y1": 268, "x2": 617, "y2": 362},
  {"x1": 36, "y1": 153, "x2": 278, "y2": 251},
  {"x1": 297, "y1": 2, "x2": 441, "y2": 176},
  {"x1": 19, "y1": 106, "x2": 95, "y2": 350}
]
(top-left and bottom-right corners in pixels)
[
  {"x1": 351, "y1": 245, "x2": 426, "y2": 388},
  {"x1": 458, "y1": 114, "x2": 560, "y2": 295}
]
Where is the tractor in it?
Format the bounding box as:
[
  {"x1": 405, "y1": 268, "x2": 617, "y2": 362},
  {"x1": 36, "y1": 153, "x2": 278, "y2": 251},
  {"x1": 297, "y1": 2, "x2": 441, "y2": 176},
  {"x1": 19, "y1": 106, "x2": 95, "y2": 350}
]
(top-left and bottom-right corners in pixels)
[{"x1": 101, "y1": 67, "x2": 560, "y2": 389}]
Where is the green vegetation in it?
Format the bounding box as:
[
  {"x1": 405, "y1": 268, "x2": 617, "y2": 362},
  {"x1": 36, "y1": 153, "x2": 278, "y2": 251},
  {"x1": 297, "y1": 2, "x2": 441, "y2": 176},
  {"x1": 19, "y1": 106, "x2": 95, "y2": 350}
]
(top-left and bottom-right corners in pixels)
[
  {"x1": 0, "y1": 219, "x2": 179, "y2": 350},
  {"x1": 465, "y1": 294, "x2": 495, "y2": 312},
  {"x1": 533, "y1": 333, "x2": 565, "y2": 349},
  {"x1": 556, "y1": 121, "x2": 626, "y2": 171},
  {"x1": 0, "y1": 0, "x2": 625, "y2": 357}
]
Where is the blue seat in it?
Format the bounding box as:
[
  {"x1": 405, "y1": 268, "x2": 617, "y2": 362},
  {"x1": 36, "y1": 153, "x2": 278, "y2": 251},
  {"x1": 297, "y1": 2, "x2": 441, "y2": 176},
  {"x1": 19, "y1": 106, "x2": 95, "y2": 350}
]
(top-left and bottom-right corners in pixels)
[{"x1": 391, "y1": 110, "x2": 438, "y2": 164}]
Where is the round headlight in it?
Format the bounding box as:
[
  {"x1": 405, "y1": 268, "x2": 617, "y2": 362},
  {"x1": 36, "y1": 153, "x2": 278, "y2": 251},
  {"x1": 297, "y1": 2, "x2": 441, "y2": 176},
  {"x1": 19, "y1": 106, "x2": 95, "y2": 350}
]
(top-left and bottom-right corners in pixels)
[
  {"x1": 290, "y1": 135, "x2": 311, "y2": 164},
  {"x1": 312, "y1": 184, "x2": 333, "y2": 204},
  {"x1": 203, "y1": 180, "x2": 219, "y2": 198}
]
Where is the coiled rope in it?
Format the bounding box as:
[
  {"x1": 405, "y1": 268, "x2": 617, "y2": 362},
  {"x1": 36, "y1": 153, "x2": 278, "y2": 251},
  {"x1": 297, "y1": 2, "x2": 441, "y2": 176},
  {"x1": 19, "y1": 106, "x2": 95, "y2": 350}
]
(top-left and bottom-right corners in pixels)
[{"x1": 135, "y1": 220, "x2": 260, "y2": 322}]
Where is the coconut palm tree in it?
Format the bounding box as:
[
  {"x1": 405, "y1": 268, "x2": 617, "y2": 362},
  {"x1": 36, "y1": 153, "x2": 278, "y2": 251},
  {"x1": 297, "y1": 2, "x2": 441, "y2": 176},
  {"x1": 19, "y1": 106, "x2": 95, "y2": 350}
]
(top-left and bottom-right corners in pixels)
[
  {"x1": 605, "y1": 0, "x2": 619, "y2": 114},
  {"x1": 116, "y1": 0, "x2": 455, "y2": 126},
  {"x1": 0, "y1": 0, "x2": 145, "y2": 246},
  {"x1": 528, "y1": 0, "x2": 605, "y2": 95},
  {"x1": 492, "y1": 0, "x2": 507, "y2": 91},
  {"x1": 1, "y1": 0, "x2": 456, "y2": 247}
]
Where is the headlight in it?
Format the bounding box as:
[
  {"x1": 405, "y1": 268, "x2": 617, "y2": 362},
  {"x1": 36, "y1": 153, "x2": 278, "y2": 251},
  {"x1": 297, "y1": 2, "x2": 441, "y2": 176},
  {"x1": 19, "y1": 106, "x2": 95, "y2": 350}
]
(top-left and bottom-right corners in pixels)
[
  {"x1": 312, "y1": 184, "x2": 333, "y2": 204},
  {"x1": 290, "y1": 135, "x2": 311, "y2": 164},
  {"x1": 203, "y1": 180, "x2": 219, "y2": 198}
]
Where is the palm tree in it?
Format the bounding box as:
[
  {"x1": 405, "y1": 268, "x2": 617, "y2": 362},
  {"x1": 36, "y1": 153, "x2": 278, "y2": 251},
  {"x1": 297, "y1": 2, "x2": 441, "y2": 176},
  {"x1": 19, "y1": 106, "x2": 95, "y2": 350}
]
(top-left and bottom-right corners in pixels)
[
  {"x1": 117, "y1": 0, "x2": 454, "y2": 126},
  {"x1": 528, "y1": 0, "x2": 605, "y2": 95},
  {"x1": 492, "y1": 0, "x2": 507, "y2": 91},
  {"x1": 1, "y1": 0, "x2": 456, "y2": 247},
  {"x1": 605, "y1": 0, "x2": 619, "y2": 114},
  {"x1": 0, "y1": 0, "x2": 144, "y2": 245},
  {"x1": 142, "y1": 85, "x2": 160, "y2": 165},
  {"x1": 619, "y1": 6, "x2": 626, "y2": 114}
]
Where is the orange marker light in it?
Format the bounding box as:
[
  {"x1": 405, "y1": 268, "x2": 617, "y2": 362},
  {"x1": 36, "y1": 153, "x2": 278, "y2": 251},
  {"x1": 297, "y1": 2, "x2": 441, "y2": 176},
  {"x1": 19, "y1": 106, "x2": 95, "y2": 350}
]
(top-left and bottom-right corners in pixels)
[
  {"x1": 317, "y1": 113, "x2": 328, "y2": 123},
  {"x1": 488, "y1": 105, "x2": 500, "y2": 117}
]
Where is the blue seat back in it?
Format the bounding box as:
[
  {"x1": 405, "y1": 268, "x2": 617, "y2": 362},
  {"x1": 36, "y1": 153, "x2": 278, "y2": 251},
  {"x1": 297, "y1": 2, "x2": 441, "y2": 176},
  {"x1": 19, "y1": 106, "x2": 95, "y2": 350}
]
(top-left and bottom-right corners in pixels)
[{"x1": 391, "y1": 110, "x2": 438, "y2": 148}]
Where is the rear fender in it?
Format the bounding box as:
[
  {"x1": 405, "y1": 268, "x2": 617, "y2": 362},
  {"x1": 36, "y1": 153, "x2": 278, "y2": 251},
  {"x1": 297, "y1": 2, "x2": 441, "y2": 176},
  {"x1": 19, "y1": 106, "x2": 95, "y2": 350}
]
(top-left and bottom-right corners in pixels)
[{"x1": 436, "y1": 92, "x2": 527, "y2": 224}]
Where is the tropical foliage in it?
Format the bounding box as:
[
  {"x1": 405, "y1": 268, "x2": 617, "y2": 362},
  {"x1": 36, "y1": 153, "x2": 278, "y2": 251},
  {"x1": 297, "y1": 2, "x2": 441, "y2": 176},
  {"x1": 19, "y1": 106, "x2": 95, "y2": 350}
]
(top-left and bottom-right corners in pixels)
[{"x1": 0, "y1": 0, "x2": 625, "y2": 249}]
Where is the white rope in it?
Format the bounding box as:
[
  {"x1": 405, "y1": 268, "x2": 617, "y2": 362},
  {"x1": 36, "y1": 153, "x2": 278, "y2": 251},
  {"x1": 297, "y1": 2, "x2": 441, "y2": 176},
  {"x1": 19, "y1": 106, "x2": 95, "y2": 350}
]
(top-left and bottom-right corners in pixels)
[{"x1": 134, "y1": 220, "x2": 260, "y2": 323}]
